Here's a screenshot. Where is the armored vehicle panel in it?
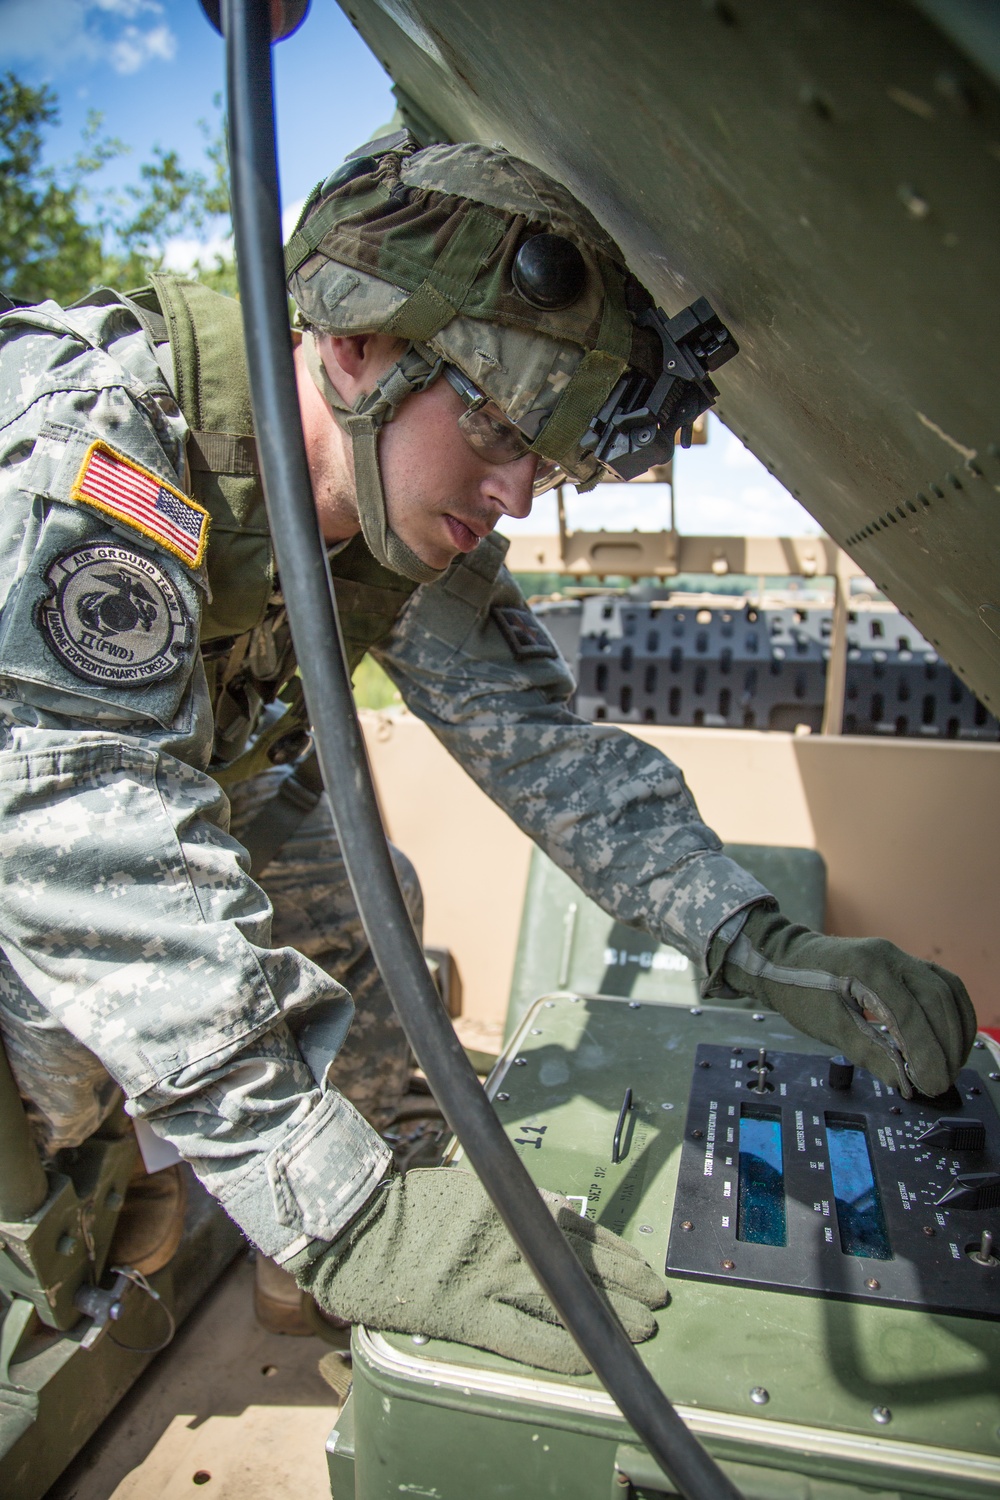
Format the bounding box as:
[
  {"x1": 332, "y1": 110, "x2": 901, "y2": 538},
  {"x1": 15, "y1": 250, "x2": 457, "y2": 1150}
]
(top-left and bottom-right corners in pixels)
[{"x1": 340, "y1": 0, "x2": 1000, "y2": 711}]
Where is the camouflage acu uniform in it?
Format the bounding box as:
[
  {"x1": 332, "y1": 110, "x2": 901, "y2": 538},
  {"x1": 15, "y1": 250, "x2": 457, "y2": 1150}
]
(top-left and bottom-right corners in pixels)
[
  {"x1": 227, "y1": 768, "x2": 422, "y2": 1131},
  {"x1": 0, "y1": 271, "x2": 767, "y2": 1263}
]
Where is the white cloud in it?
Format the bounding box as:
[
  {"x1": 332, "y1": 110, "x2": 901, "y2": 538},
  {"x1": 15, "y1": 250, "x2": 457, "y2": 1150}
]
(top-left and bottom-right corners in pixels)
[
  {"x1": 109, "y1": 20, "x2": 175, "y2": 73},
  {"x1": 0, "y1": 0, "x2": 176, "y2": 76},
  {"x1": 161, "y1": 232, "x2": 233, "y2": 274}
]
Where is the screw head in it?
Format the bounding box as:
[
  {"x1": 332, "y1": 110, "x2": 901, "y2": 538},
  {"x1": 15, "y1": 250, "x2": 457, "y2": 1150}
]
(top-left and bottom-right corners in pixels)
[
  {"x1": 721, "y1": 1259, "x2": 736, "y2": 1271},
  {"x1": 660, "y1": 1102, "x2": 674, "y2": 1111},
  {"x1": 692, "y1": 1129, "x2": 704, "y2": 1139},
  {"x1": 731, "y1": 1046, "x2": 743, "y2": 1055},
  {"x1": 753, "y1": 1013, "x2": 766, "y2": 1022},
  {"x1": 889, "y1": 1106, "x2": 901, "y2": 1115},
  {"x1": 922, "y1": 1225, "x2": 936, "y2": 1237},
  {"x1": 974, "y1": 1039, "x2": 986, "y2": 1048},
  {"x1": 638, "y1": 1224, "x2": 654, "y2": 1235},
  {"x1": 750, "y1": 1387, "x2": 769, "y2": 1405},
  {"x1": 496, "y1": 1092, "x2": 510, "y2": 1102},
  {"x1": 514, "y1": 1057, "x2": 527, "y2": 1066},
  {"x1": 690, "y1": 1007, "x2": 703, "y2": 1016},
  {"x1": 412, "y1": 1333, "x2": 429, "y2": 1345},
  {"x1": 681, "y1": 1220, "x2": 694, "y2": 1232},
  {"x1": 698, "y1": 1060, "x2": 711, "y2": 1069},
  {"x1": 628, "y1": 1001, "x2": 641, "y2": 1009},
  {"x1": 990, "y1": 1073, "x2": 1000, "y2": 1082},
  {"x1": 530, "y1": 1028, "x2": 542, "y2": 1035},
  {"x1": 872, "y1": 1405, "x2": 892, "y2": 1425},
  {"x1": 969, "y1": 1086, "x2": 982, "y2": 1096},
  {"x1": 866, "y1": 1278, "x2": 881, "y2": 1291}
]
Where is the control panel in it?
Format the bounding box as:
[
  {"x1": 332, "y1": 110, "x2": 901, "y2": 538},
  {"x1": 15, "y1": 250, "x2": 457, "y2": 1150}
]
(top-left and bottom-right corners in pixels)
[{"x1": 667, "y1": 1043, "x2": 1000, "y2": 1317}]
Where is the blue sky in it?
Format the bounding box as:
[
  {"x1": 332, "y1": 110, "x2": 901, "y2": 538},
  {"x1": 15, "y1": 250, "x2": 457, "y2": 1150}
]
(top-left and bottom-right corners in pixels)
[{"x1": 0, "y1": 0, "x2": 819, "y2": 537}]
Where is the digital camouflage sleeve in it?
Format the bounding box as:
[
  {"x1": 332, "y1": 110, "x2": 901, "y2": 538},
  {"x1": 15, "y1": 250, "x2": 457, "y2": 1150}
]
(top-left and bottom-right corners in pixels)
[
  {"x1": 0, "y1": 295, "x2": 389, "y2": 1261},
  {"x1": 373, "y1": 534, "x2": 772, "y2": 965}
]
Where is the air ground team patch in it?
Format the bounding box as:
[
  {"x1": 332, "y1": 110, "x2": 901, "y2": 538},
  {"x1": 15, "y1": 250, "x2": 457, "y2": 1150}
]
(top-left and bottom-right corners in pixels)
[
  {"x1": 38, "y1": 545, "x2": 191, "y2": 686},
  {"x1": 71, "y1": 440, "x2": 210, "y2": 569}
]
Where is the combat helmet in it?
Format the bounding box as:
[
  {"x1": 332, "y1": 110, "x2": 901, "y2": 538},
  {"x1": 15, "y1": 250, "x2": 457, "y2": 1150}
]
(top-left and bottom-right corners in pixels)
[{"x1": 286, "y1": 133, "x2": 737, "y2": 582}]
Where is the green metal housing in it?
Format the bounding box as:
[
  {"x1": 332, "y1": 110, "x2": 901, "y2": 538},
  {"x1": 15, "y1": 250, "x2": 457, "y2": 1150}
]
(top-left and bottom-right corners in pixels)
[
  {"x1": 329, "y1": 998, "x2": 1000, "y2": 1500},
  {"x1": 505, "y1": 843, "x2": 827, "y2": 1041}
]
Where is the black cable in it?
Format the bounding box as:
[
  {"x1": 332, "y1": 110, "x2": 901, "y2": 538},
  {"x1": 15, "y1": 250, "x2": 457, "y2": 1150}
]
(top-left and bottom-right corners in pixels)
[{"x1": 219, "y1": 3, "x2": 742, "y2": 1495}]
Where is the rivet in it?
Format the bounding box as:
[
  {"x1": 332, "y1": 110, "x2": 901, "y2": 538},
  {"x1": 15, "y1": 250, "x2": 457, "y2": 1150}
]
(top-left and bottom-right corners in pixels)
[
  {"x1": 514, "y1": 1057, "x2": 527, "y2": 1066},
  {"x1": 989, "y1": 1073, "x2": 1000, "y2": 1082},
  {"x1": 753, "y1": 1013, "x2": 766, "y2": 1022},
  {"x1": 866, "y1": 1278, "x2": 881, "y2": 1291},
  {"x1": 681, "y1": 1220, "x2": 694, "y2": 1232},
  {"x1": 661, "y1": 1103, "x2": 674, "y2": 1111},
  {"x1": 872, "y1": 1406, "x2": 892, "y2": 1425},
  {"x1": 412, "y1": 1333, "x2": 429, "y2": 1345},
  {"x1": 750, "y1": 1387, "x2": 769, "y2": 1405},
  {"x1": 639, "y1": 1224, "x2": 654, "y2": 1235},
  {"x1": 628, "y1": 1001, "x2": 641, "y2": 1010},
  {"x1": 544, "y1": 1001, "x2": 556, "y2": 1008},
  {"x1": 721, "y1": 1259, "x2": 736, "y2": 1271},
  {"x1": 496, "y1": 1092, "x2": 510, "y2": 1102},
  {"x1": 974, "y1": 1039, "x2": 986, "y2": 1048},
  {"x1": 690, "y1": 1007, "x2": 703, "y2": 1016},
  {"x1": 530, "y1": 1028, "x2": 542, "y2": 1035}
]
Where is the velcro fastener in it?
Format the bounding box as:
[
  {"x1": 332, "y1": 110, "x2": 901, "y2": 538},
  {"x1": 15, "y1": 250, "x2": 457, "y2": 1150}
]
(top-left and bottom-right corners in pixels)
[{"x1": 188, "y1": 431, "x2": 259, "y2": 476}]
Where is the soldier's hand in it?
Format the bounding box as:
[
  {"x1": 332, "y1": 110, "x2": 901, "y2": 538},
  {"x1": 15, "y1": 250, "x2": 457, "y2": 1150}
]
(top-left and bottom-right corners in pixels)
[
  {"x1": 710, "y1": 906, "x2": 977, "y2": 1098},
  {"x1": 289, "y1": 1168, "x2": 668, "y2": 1374}
]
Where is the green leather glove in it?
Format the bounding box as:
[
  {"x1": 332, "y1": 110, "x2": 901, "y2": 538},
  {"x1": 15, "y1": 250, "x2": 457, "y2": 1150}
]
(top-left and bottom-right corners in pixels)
[
  {"x1": 710, "y1": 906, "x2": 977, "y2": 1098},
  {"x1": 289, "y1": 1168, "x2": 668, "y2": 1375}
]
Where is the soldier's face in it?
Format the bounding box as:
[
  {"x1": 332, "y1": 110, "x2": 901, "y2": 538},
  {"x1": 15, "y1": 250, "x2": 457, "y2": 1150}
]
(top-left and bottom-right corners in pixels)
[{"x1": 310, "y1": 333, "x2": 538, "y2": 570}]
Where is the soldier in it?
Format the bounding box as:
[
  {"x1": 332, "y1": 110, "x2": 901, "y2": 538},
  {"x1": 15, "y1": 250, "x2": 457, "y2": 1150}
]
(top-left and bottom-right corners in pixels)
[{"x1": 0, "y1": 138, "x2": 975, "y2": 1369}]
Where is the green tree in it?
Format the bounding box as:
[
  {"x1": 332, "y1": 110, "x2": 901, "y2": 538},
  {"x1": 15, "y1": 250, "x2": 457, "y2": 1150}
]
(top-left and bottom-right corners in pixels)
[
  {"x1": 0, "y1": 73, "x2": 104, "y2": 304},
  {"x1": 0, "y1": 72, "x2": 235, "y2": 306}
]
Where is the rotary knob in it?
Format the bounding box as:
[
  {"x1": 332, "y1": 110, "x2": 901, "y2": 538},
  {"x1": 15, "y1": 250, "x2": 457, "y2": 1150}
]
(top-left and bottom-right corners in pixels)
[
  {"x1": 827, "y1": 1056, "x2": 855, "y2": 1092},
  {"x1": 935, "y1": 1172, "x2": 1000, "y2": 1211},
  {"x1": 916, "y1": 1117, "x2": 986, "y2": 1153}
]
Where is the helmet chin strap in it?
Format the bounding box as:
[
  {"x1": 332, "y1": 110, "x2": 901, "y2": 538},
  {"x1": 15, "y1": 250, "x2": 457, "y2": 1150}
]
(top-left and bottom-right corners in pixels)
[{"x1": 301, "y1": 331, "x2": 447, "y2": 584}]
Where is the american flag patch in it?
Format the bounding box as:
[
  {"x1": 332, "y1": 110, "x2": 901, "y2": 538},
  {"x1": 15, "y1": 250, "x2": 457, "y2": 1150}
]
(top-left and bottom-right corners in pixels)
[{"x1": 71, "y1": 441, "x2": 210, "y2": 569}]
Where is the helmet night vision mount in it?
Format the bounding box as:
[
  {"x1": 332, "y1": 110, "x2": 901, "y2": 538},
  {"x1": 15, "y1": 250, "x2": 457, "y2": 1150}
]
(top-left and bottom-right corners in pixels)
[{"x1": 584, "y1": 295, "x2": 739, "y2": 482}]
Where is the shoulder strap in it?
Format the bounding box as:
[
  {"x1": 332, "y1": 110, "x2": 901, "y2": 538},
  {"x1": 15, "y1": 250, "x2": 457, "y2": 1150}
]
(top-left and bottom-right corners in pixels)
[{"x1": 148, "y1": 274, "x2": 275, "y2": 641}]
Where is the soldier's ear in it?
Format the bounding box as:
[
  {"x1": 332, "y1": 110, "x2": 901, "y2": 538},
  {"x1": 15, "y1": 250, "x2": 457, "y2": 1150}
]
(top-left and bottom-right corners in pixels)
[{"x1": 325, "y1": 334, "x2": 371, "y2": 378}]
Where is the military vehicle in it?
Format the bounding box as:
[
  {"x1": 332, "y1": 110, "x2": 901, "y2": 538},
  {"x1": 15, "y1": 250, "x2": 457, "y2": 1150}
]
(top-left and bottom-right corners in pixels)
[{"x1": 3, "y1": 1, "x2": 1000, "y2": 1497}]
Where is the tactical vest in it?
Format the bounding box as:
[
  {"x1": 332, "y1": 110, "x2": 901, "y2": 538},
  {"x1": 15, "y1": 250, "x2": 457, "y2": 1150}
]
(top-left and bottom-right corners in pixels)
[{"x1": 127, "y1": 275, "x2": 417, "y2": 782}]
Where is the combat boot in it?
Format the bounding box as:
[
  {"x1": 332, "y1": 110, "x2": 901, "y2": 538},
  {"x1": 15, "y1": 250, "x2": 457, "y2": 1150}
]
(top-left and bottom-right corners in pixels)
[
  {"x1": 108, "y1": 1160, "x2": 186, "y2": 1275},
  {"x1": 254, "y1": 1253, "x2": 352, "y2": 1335}
]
